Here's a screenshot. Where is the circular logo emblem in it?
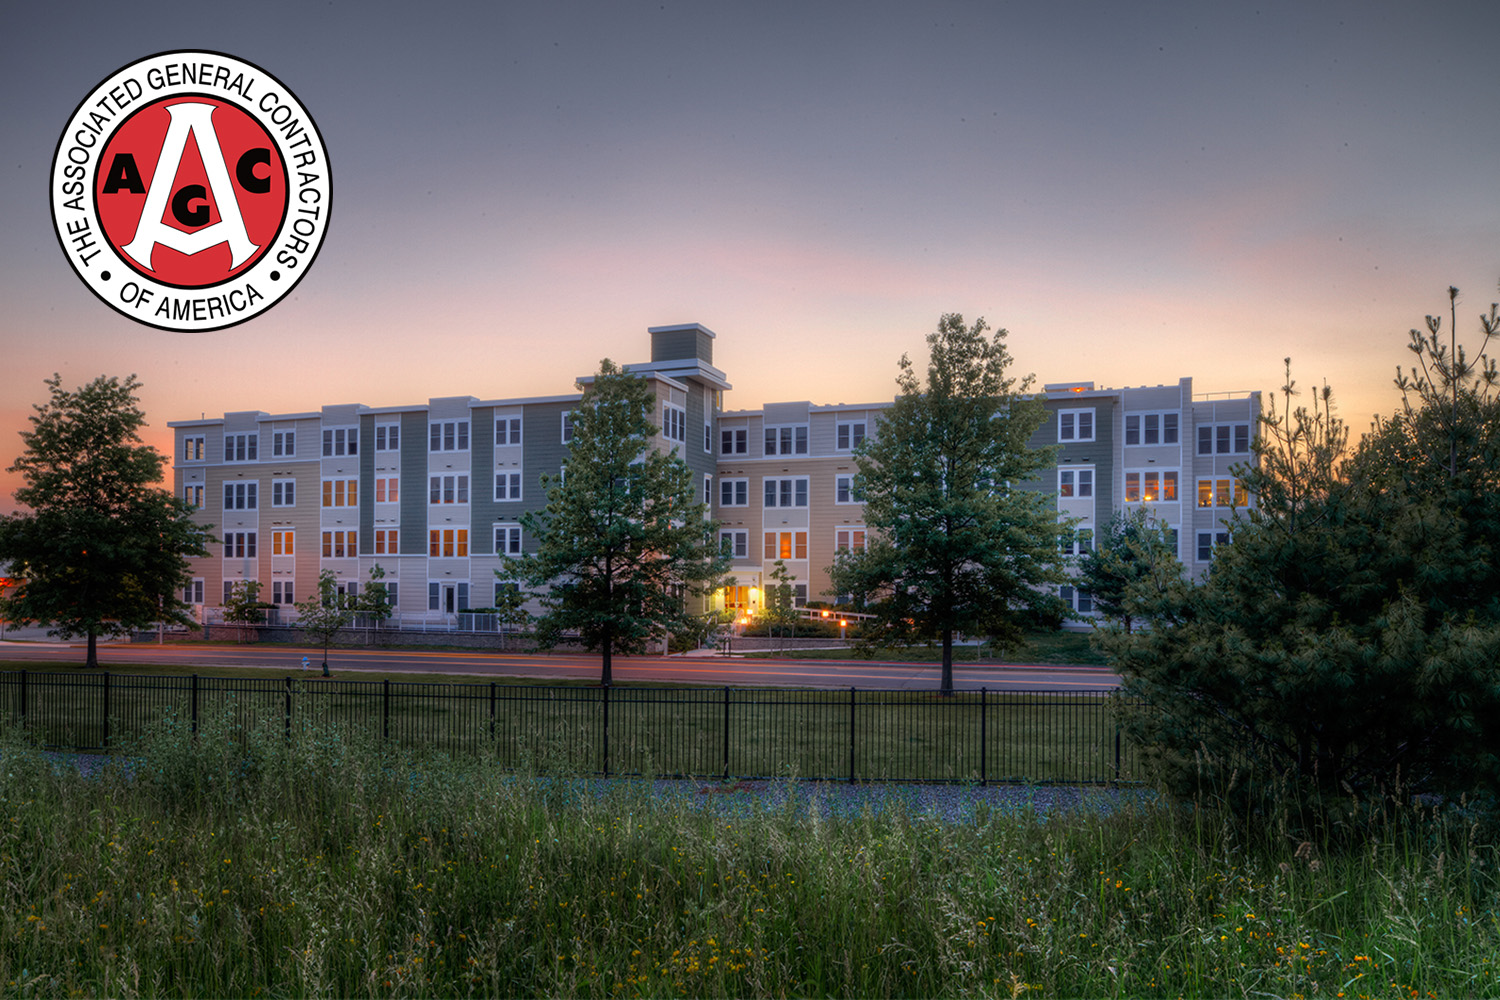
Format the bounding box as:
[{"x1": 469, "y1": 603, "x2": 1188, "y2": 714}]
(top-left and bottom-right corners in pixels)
[{"x1": 50, "y1": 51, "x2": 331, "y2": 331}]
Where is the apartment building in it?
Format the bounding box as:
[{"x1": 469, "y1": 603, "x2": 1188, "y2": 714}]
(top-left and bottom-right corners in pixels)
[{"x1": 170, "y1": 323, "x2": 1258, "y2": 622}]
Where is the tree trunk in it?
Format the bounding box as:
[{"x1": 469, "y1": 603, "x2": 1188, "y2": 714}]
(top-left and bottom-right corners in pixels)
[
  {"x1": 85, "y1": 630, "x2": 99, "y2": 669},
  {"x1": 601, "y1": 626, "x2": 613, "y2": 687},
  {"x1": 940, "y1": 629, "x2": 954, "y2": 695}
]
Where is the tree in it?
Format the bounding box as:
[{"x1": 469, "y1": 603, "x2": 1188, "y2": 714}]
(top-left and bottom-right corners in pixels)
[
  {"x1": 354, "y1": 563, "x2": 396, "y2": 631},
  {"x1": 504, "y1": 359, "x2": 730, "y2": 685},
  {"x1": 294, "y1": 570, "x2": 353, "y2": 677},
  {"x1": 487, "y1": 578, "x2": 533, "y2": 651},
  {"x1": 0, "y1": 374, "x2": 211, "y2": 667},
  {"x1": 762, "y1": 559, "x2": 799, "y2": 654},
  {"x1": 221, "y1": 579, "x2": 270, "y2": 642},
  {"x1": 1077, "y1": 509, "x2": 1185, "y2": 633},
  {"x1": 829, "y1": 314, "x2": 1069, "y2": 694}
]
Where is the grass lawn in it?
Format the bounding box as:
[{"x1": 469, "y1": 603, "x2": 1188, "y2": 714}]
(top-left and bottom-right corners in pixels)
[{"x1": 746, "y1": 628, "x2": 1109, "y2": 666}]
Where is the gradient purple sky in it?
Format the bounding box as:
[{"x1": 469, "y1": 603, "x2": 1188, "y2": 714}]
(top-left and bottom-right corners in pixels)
[{"x1": 4, "y1": 1, "x2": 1498, "y2": 507}]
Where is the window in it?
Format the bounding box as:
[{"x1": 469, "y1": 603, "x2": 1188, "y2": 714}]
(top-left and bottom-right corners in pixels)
[
  {"x1": 721, "y1": 428, "x2": 747, "y2": 454},
  {"x1": 495, "y1": 471, "x2": 522, "y2": 501},
  {"x1": 428, "y1": 528, "x2": 469, "y2": 558},
  {"x1": 183, "y1": 578, "x2": 204, "y2": 604},
  {"x1": 662, "y1": 404, "x2": 687, "y2": 442},
  {"x1": 763, "y1": 477, "x2": 809, "y2": 508},
  {"x1": 1125, "y1": 470, "x2": 1178, "y2": 503},
  {"x1": 704, "y1": 421, "x2": 712, "y2": 453},
  {"x1": 1058, "y1": 409, "x2": 1094, "y2": 442},
  {"x1": 1059, "y1": 585, "x2": 1094, "y2": 614},
  {"x1": 374, "y1": 528, "x2": 399, "y2": 554},
  {"x1": 561, "y1": 412, "x2": 574, "y2": 444},
  {"x1": 223, "y1": 481, "x2": 258, "y2": 510},
  {"x1": 836, "y1": 421, "x2": 867, "y2": 451},
  {"x1": 1197, "y1": 422, "x2": 1252, "y2": 455},
  {"x1": 495, "y1": 524, "x2": 522, "y2": 555},
  {"x1": 271, "y1": 478, "x2": 295, "y2": 507},
  {"x1": 495, "y1": 580, "x2": 521, "y2": 606},
  {"x1": 183, "y1": 435, "x2": 205, "y2": 462},
  {"x1": 1058, "y1": 469, "x2": 1094, "y2": 498},
  {"x1": 1061, "y1": 528, "x2": 1094, "y2": 557},
  {"x1": 271, "y1": 581, "x2": 294, "y2": 605},
  {"x1": 719, "y1": 530, "x2": 748, "y2": 559},
  {"x1": 835, "y1": 527, "x2": 867, "y2": 553},
  {"x1": 271, "y1": 529, "x2": 294, "y2": 556},
  {"x1": 1197, "y1": 477, "x2": 1247, "y2": 508},
  {"x1": 223, "y1": 531, "x2": 257, "y2": 558},
  {"x1": 321, "y1": 530, "x2": 357, "y2": 558},
  {"x1": 429, "y1": 474, "x2": 469, "y2": 504},
  {"x1": 321, "y1": 427, "x2": 357, "y2": 456},
  {"x1": 703, "y1": 475, "x2": 712, "y2": 506},
  {"x1": 224, "y1": 432, "x2": 257, "y2": 462},
  {"x1": 429, "y1": 419, "x2": 469, "y2": 452},
  {"x1": 322, "y1": 478, "x2": 358, "y2": 507},
  {"x1": 375, "y1": 476, "x2": 399, "y2": 503},
  {"x1": 1125, "y1": 413, "x2": 1179, "y2": 446},
  {"x1": 764, "y1": 531, "x2": 808, "y2": 560},
  {"x1": 719, "y1": 479, "x2": 749, "y2": 507},
  {"x1": 764, "y1": 425, "x2": 809, "y2": 456},
  {"x1": 1197, "y1": 530, "x2": 1231, "y2": 561},
  {"x1": 375, "y1": 423, "x2": 400, "y2": 451},
  {"x1": 496, "y1": 416, "x2": 521, "y2": 446},
  {"x1": 184, "y1": 484, "x2": 203, "y2": 508},
  {"x1": 374, "y1": 581, "x2": 398, "y2": 610},
  {"x1": 271, "y1": 430, "x2": 295, "y2": 457}
]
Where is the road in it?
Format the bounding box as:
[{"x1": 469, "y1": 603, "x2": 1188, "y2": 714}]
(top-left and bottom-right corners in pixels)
[{"x1": 0, "y1": 638, "x2": 1119, "y2": 691}]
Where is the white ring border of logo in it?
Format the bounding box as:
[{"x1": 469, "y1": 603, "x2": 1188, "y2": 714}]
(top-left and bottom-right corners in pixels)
[{"x1": 50, "y1": 49, "x2": 332, "y2": 333}]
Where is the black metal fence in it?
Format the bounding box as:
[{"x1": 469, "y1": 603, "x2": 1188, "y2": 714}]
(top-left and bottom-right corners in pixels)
[{"x1": 0, "y1": 670, "x2": 1142, "y2": 784}]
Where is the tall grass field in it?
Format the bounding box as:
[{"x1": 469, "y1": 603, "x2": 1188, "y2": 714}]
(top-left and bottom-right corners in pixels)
[{"x1": 1, "y1": 711, "x2": 1496, "y2": 998}]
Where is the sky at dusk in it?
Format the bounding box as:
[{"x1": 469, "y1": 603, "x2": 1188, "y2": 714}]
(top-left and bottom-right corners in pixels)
[{"x1": 3, "y1": 1, "x2": 1498, "y2": 508}]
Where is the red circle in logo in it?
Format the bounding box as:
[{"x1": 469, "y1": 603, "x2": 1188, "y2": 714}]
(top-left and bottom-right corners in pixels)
[{"x1": 95, "y1": 96, "x2": 287, "y2": 288}]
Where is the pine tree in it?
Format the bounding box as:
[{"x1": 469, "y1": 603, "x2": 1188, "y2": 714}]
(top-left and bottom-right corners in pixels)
[
  {"x1": 1077, "y1": 508, "x2": 1183, "y2": 633},
  {"x1": 829, "y1": 314, "x2": 1067, "y2": 694},
  {"x1": 0, "y1": 374, "x2": 211, "y2": 667},
  {"x1": 505, "y1": 360, "x2": 729, "y2": 685}
]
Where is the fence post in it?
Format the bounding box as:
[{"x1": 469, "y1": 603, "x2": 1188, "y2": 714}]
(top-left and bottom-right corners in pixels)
[
  {"x1": 102, "y1": 672, "x2": 111, "y2": 753},
  {"x1": 190, "y1": 674, "x2": 199, "y2": 736},
  {"x1": 382, "y1": 679, "x2": 391, "y2": 742},
  {"x1": 848, "y1": 686, "x2": 856, "y2": 784},
  {"x1": 602, "y1": 684, "x2": 610, "y2": 777},
  {"x1": 19, "y1": 670, "x2": 25, "y2": 731},
  {"x1": 722, "y1": 686, "x2": 730, "y2": 779},
  {"x1": 980, "y1": 687, "x2": 987, "y2": 787},
  {"x1": 284, "y1": 676, "x2": 292, "y2": 740}
]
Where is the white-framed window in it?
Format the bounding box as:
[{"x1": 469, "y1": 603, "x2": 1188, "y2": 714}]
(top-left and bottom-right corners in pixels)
[
  {"x1": 267, "y1": 581, "x2": 292, "y2": 605},
  {"x1": 271, "y1": 478, "x2": 295, "y2": 507},
  {"x1": 1057, "y1": 409, "x2": 1094, "y2": 443},
  {"x1": 1197, "y1": 530, "x2": 1230, "y2": 562},
  {"x1": 321, "y1": 530, "x2": 357, "y2": 558},
  {"x1": 763, "y1": 477, "x2": 809, "y2": 508},
  {"x1": 835, "y1": 474, "x2": 864, "y2": 504},
  {"x1": 375, "y1": 423, "x2": 400, "y2": 451},
  {"x1": 1125, "y1": 412, "x2": 1179, "y2": 446},
  {"x1": 765, "y1": 531, "x2": 808, "y2": 560},
  {"x1": 495, "y1": 523, "x2": 522, "y2": 556},
  {"x1": 1196, "y1": 477, "x2": 1247, "y2": 509},
  {"x1": 322, "y1": 426, "x2": 357, "y2": 457},
  {"x1": 764, "y1": 425, "x2": 809, "y2": 456},
  {"x1": 429, "y1": 474, "x2": 469, "y2": 504},
  {"x1": 1059, "y1": 585, "x2": 1094, "y2": 614},
  {"x1": 495, "y1": 471, "x2": 522, "y2": 501},
  {"x1": 835, "y1": 527, "x2": 867, "y2": 553},
  {"x1": 836, "y1": 421, "x2": 866, "y2": 451},
  {"x1": 494, "y1": 580, "x2": 521, "y2": 606},
  {"x1": 721, "y1": 427, "x2": 747, "y2": 455},
  {"x1": 704, "y1": 420, "x2": 712, "y2": 453},
  {"x1": 1061, "y1": 527, "x2": 1093, "y2": 557},
  {"x1": 1125, "y1": 470, "x2": 1178, "y2": 503},
  {"x1": 662, "y1": 404, "x2": 687, "y2": 443},
  {"x1": 719, "y1": 478, "x2": 749, "y2": 507},
  {"x1": 271, "y1": 430, "x2": 295, "y2": 457},
  {"x1": 374, "y1": 528, "x2": 399, "y2": 554},
  {"x1": 429, "y1": 419, "x2": 469, "y2": 452},
  {"x1": 183, "y1": 484, "x2": 203, "y2": 508},
  {"x1": 322, "y1": 478, "x2": 358, "y2": 508},
  {"x1": 183, "y1": 435, "x2": 205, "y2": 462},
  {"x1": 223, "y1": 531, "x2": 257, "y2": 558},
  {"x1": 375, "y1": 476, "x2": 399, "y2": 503},
  {"x1": 1058, "y1": 469, "x2": 1094, "y2": 498},
  {"x1": 703, "y1": 475, "x2": 713, "y2": 506},
  {"x1": 496, "y1": 416, "x2": 522, "y2": 446},
  {"x1": 224, "y1": 432, "x2": 258, "y2": 462},
  {"x1": 428, "y1": 528, "x2": 469, "y2": 558},
  {"x1": 428, "y1": 581, "x2": 471, "y2": 612},
  {"x1": 271, "y1": 529, "x2": 294, "y2": 556},
  {"x1": 183, "y1": 578, "x2": 204, "y2": 605},
  {"x1": 719, "y1": 530, "x2": 748, "y2": 559},
  {"x1": 561, "y1": 412, "x2": 574, "y2": 444},
  {"x1": 223, "y1": 481, "x2": 258, "y2": 510},
  {"x1": 1197, "y1": 422, "x2": 1252, "y2": 455}
]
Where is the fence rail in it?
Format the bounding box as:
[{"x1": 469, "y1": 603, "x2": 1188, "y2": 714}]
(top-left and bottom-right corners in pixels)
[{"x1": 0, "y1": 670, "x2": 1142, "y2": 784}]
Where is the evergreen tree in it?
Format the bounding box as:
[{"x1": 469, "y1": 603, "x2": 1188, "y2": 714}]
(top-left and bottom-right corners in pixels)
[
  {"x1": 1077, "y1": 508, "x2": 1183, "y2": 633},
  {"x1": 0, "y1": 374, "x2": 211, "y2": 667},
  {"x1": 829, "y1": 314, "x2": 1068, "y2": 694},
  {"x1": 505, "y1": 360, "x2": 729, "y2": 685}
]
